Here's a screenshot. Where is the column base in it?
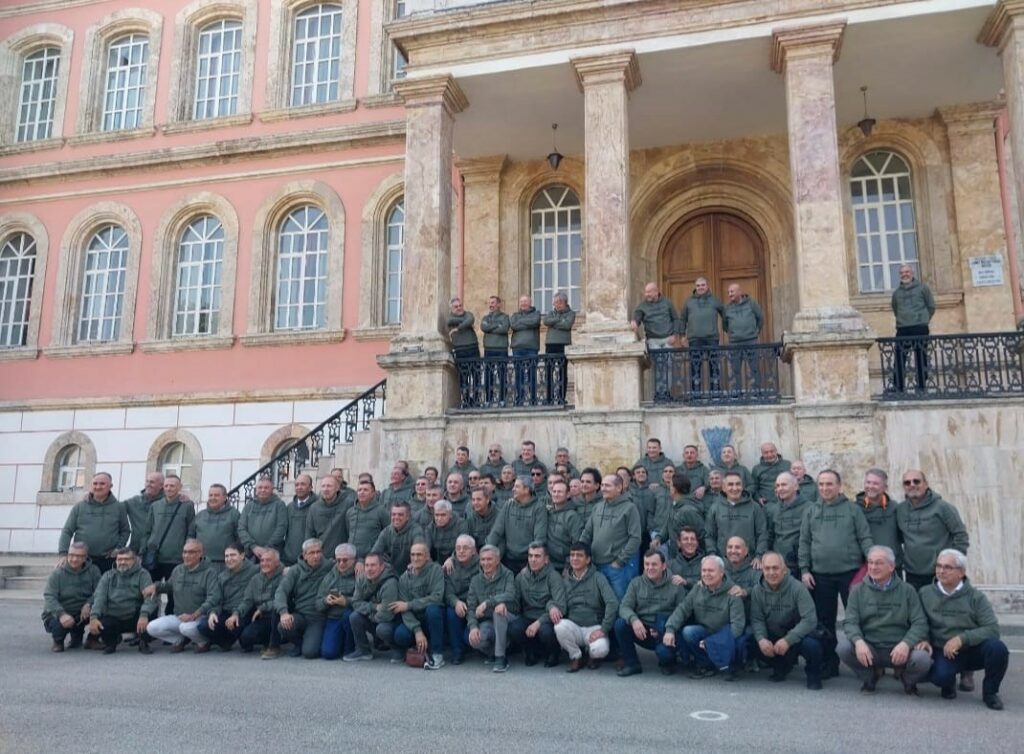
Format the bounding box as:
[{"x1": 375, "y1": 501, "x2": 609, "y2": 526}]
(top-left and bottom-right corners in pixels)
[
  {"x1": 571, "y1": 410, "x2": 644, "y2": 473},
  {"x1": 566, "y1": 339, "x2": 646, "y2": 412},
  {"x1": 782, "y1": 328, "x2": 876, "y2": 404},
  {"x1": 792, "y1": 402, "x2": 877, "y2": 490},
  {"x1": 376, "y1": 346, "x2": 456, "y2": 419}
]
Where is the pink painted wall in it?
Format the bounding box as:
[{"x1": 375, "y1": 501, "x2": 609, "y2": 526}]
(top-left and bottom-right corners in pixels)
[{"x1": 0, "y1": 1, "x2": 410, "y2": 401}]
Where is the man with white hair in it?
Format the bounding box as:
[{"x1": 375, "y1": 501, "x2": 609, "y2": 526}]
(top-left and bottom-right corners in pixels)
[
  {"x1": 317, "y1": 543, "x2": 358, "y2": 660},
  {"x1": 264, "y1": 538, "x2": 330, "y2": 659},
  {"x1": 837, "y1": 545, "x2": 931, "y2": 695},
  {"x1": 444, "y1": 534, "x2": 481, "y2": 665},
  {"x1": 467, "y1": 544, "x2": 517, "y2": 672},
  {"x1": 917, "y1": 549, "x2": 1008, "y2": 710}
]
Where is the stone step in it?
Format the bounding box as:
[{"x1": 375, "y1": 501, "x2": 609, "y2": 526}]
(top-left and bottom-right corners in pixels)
[
  {"x1": 1, "y1": 575, "x2": 47, "y2": 591},
  {"x1": 0, "y1": 590, "x2": 43, "y2": 603}
]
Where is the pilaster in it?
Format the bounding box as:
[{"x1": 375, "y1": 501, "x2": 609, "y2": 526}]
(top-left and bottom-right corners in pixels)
[{"x1": 457, "y1": 154, "x2": 507, "y2": 316}]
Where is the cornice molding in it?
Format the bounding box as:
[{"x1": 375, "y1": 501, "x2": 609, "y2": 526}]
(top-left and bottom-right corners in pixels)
[{"x1": 770, "y1": 21, "x2": 846, "y2": 74}]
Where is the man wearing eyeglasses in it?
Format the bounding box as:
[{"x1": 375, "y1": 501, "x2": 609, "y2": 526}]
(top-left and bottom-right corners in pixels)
[
  {"x1": 896, "y1": 470, "x2": 969, "y2": 591},
  {"x1": 317, "y1": 543, "x2": 358, "y2": 660},
  {"x1": 144, "y1": 538, "x2": 217, "y2": 653}
]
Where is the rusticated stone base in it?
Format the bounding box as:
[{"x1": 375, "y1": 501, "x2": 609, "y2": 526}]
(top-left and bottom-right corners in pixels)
[
  {"x1": 783, "y1": 329, "x2": 876, "y2": 403},
  {"x1": 376, "y1": 346, "x2": 457, "y2": 419},
  {"x1": 566, "y1": 339, "x2": 646, "y2": 413}
]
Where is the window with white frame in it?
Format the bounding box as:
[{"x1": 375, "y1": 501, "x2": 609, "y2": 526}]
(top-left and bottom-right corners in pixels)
[
  {"x1": 275, "y1": 205, "x2": 328, "y2": 331},
  {"x1": 158, "y1": 441, "x2": 191, "y2": 479},
  {"x1": 0, "y1": 232, "x2": 36, "y2": 348},
  {"x1": 384, "y1": 197, "x2": 404, "y2": 325},
  {"x1": 193, "y1": 19, "x2": 242, "y2": 119},
  {"x1": 17, "y1": 47, "x2": 60, "y2": 142},
  {"x1": 530, "y1": 186, "x2": 582, "y2": 313},
  {"x1": 78, "y1": 224, "x2": 128, "y2": 343},
  {"x1": 392, "y1": 0, "x2": 407, "y2": 80},
  {"x1": 290, "y1": 3, "x2": 342, "y2": 107},
  {"x1": 102, "y1": 33, "x2": 149, "y2": 131},
  {"x1": 850, "y1": 150, "x2": 919, "y2": 293},
  {"x1": 173, "y1": 215, "x2": 223, "y2": 337},
  {"x1": 56, "y1": 445, "x2": 85, "y2": 492}
]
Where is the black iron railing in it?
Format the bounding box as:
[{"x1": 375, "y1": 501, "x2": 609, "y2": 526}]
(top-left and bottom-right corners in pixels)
[
  {"x1": 227, "y1": 380, "x2": 386, "y2": 507},
  {"x1": 455, "y1": 354, "x2": 568, "y2": 409},
  {"x1": 877, "y1": 332, "x2": 1024, "y2": 400},
  {"x1": 650, "y1": 343, "x2": 784, "y2": 405}
]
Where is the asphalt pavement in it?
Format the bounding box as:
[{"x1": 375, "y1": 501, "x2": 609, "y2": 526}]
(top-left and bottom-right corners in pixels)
[{"x1": 0, "y1": 600, "x2": 1021, "y2": 754}]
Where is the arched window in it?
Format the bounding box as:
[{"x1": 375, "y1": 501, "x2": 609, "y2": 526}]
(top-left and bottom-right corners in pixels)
[
  {"x1": 193, "y1": 19, "x2": 242, "y2": 119},
  {"x1": 173, "y1": 215, "x2": 224, "y2": 337},
  {"x1": 530, "y1": 185, "x2": 582, "y2": 313},
  {"x1": 158, "y1": 441, "x2": 192, "y2": 479},
  {"x1": 78, "y1": 224, "x2": 128, "y2": 343},
  {"x1": 55, "y1": 445, "x2": 86, "y2": 492},
  {"x1": 290, "y1": 3, "x2": 343, "y2": 106},
  {"x1": 275, "y1": 205, "x2": 328, "y2": 330},
  {"x1": 0, "y1": 232, "x2": 36, "y2": 347},
  {"x1": 384, "y1": 197, "x2": 404, "y2": 325},
  {"x1": 102, "y1": 33, "x2": 150, "y2": 131},
  {"x1": 17, "y1": 46, "x2": 60, "y2": 142},
  {"x1": 850, "y1": 151, "x2": 919, "y2": 293},
  {"x1": 392, "y1": 0, "x2": 407, "y2": 80}
]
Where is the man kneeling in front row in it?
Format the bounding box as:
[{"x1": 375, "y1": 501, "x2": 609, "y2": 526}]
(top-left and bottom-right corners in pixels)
[{"x1": 88, "y1": 548, "x2": 158, "y2": 654}]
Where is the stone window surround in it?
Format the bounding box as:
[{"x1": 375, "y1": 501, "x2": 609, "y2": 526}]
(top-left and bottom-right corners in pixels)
[
  {"x1": 263, "y1": 0, "x2": 359, "y2": 121},
  {"x1": 0, "y1": 22, "x2": 74, "y2": 149},
  {"x1": 142, "y1": 191, "x2": 240, "y2": 352},
  {"x1": 46, "y1": 201, "x2": 143, "y2": 358},
  {"x1": 259, "y1": 423, "x2": 312, "y2": 466},
  {"x1": 242, "y1": 179, "x2": 347, "y2": 347},
  {"x1": 37, "y1": 430, "x2": 97, "y2": 506},
  {"x1": 146, "y1": 427, "x2": 205, "y2": 498},
  {"x1": 165, "y1": 0, "x2": 257, "y2": 127},
  {"x1": 0, "y1": 212, "x2": 50, "y2": 361},
  {"x1": 516, "y1": 171, "x2": 586, "y2": 307},
  {"x1": 364, "y1": 0, "x2": 403, "y2": 106},
  {"x1": 353, "y1": 170, "x2": 403, "y2": 340},
  {"x1": 75, "y1": 7, "x2": 163, "y2": 137}
]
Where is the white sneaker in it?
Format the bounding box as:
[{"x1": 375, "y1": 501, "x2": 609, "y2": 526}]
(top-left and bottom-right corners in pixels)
[{"x1": 424, "y1": 653, "x2": 446, "y2": 670}]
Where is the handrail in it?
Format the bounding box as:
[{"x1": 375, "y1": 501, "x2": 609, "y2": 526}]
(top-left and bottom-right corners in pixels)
[{"x1": 227, "y1": 379, "x2": 386, "y2": 507}]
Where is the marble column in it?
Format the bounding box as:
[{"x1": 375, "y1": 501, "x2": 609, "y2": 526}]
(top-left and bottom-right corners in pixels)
[
  {"x1": 456, "y1": 155, "x2": 507, "y2": 317},
  {"x1": 771, "y1": 23, "x2": 875, "y2": 404},
  {"x1": 939, "y1": 102, "x2": 1016, "y2": 332},
  {"x1": 378, "y1": 74, "x2": 467, "y2": 419},
  {"x1": 565, "y1": 51, "x2": 646, "y2": 456}
]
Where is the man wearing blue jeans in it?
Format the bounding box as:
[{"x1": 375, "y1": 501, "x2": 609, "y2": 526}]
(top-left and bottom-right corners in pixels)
[
  {"x1": 613, "y1": 550, "x2": 683, "y2": 676},
  {"x1": 317, "y1": 543, "x2": 357, "y2": 660},
  {"x1": 510, "y1": 295, "x2": 541, "y2": 405},
  {"x1": 443, "y1": 535, "x2": 480, "y2": 664},
  {"x1": 392, "y1": 543, "x2": 447, "y2": 669},
  {"x1": 581, "y1": 474, "x2": 641, "y2": 601}
]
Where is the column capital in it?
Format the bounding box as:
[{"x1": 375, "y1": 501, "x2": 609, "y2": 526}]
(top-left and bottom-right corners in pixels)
[
  {"x1": 393, "y1": 74, "x2": 468, "y2": 115},
  {"x1": 938, "y1": 101, "x2": 1005, "y2": 135},
  {"x1": 571, "y1": 50, "x2": 641, "y2": 94},
  {"x1": 979, "y1": 1, "x2": 1024, "y2": 48},
  {"x1": 456, "y1": 154, "x2": 507, "y2": 185},
  {"x1": 770, "y1": 21, "x2": 846, "y2": 74}
]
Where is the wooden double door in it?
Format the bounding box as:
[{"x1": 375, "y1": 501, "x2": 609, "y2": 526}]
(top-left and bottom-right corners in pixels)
[{"x1": 658, "y1": 211, "x2": 771, "y2": 340}]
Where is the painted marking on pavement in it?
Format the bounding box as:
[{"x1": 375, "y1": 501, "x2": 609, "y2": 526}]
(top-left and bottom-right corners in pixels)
[{"x1": 690, "y1": 710, "x2": 729, "y2": 722}]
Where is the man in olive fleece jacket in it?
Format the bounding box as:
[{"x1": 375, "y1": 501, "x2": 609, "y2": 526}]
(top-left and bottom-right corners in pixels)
[
  {"x1": 123, "y1": 472, "x2": 164, "y2": 554},
  {"x1": 679, "y1": 278, "x2": 725, "y2": 392},
  {"x1": 316, "y1": 543, "x2": 358, "y2": 660},
  {"x1": 751, "y1": 443, "x2": 790, "y2": 505},
  {"x1": 508, "y1": 543, "x2": 567, "y2": 667},
  {"x1": 193, "y1": 485, "x2": 240, "y2": 568},
  {"x1": 487, "y1": 479, "x2": 548, "y2": 574},
  {"x1": 444, "y1": 535, "x2": 481, "y2": 664},
  {"x1": 466, "y1": 545, "x2": 517, "y2": 670},
  {"x1": 146, "y1": 539, "x2": 218, "y2": 651},
  {"x1": 198, "y1": 542, "x2": 256, "y2": 650},
  {"x1": 838, "y1": 545, "x2": 931, "y2": 693},
  {"x1": 381, "y1": 463, "x2": 415, "y2": 508},
  {"x1": 345, "y1": 553, "x2": 399, "y2": 660},
  {"x1": 856, "y1": 469, "x2": 901, "y2": 571},
  {"x1": 799, "y1": 470, "x2": 873, "y2": 675},
  {"x1": 231, "y1": 548, "x2": 285, "y2": 652},
  {"x1": 918, "y1": 549, "x2": 1008, "y2": 708},
  {"x1": 678, "y1": 445, "x2": 711, "y2": 500},
  {"x1": 614, "y1": 551, "x2": 683, "y2": 676},
  {"x1": 750, "y1": 552, "x2": 821, "y2": 688},
  {"x1": 543, "y1": 291, "x2": 576, "y2": 352},
  {"x1": 581, "y1": 475, "x2": 641, "y2": 600},
  {"x1": 465, "y1": 489, "x2": 499, "y2": 550},
  {"x1": 631, "y1": 282, "x2": 678, "y2": 348},
  {"x1": 59, "y1": 473, "x2": 129, "y2": 574},
  {"x1": 281, "y1": 474, "x2": 319, "y2": 566},
  {"x1": 88, "y1": 549, "x2": 157, "y2": 654},
  {"x1": 896, "y1": 471, "x2": 969, "y2": 590},
  {"x1": 42, "y1": 543, "x2": 101, "y2": 651},
  {"x1": 711, "y1": 445, "x2": 755, "y2": 498},
  {"x1": 305, "y1": 476, "x2": 354, "y2": 558},
  {"x1": 267, "y1": 539, "x2": 331, "y2": 659},
  {"x1": 347, "y1": 481, "x2": 391, "y2": 560},
  {"x1": 143, "y1": 475, "x2": 197, "y2": 614},
  {"x1": 426, "y1": 501, "x2": 466, "y2": 566},
  {"x1": 480, "y1": 296, "x2": 510, "y2": 356},
  {"x1": 546, "y1": 479, "x2": 583, "y2": 572},
  {"x1": 891, "y1": 264, "x2": 935, "y2": 391},
  {"x1": 668, "y1": 527, "x2": 704, "y2": 592},
  {"x1": 555, "y1": 542, "x2": 619, "y2": 671},
  {"x1": 392, "y1": 543, "x2": 446, "y2": 667},
  {"x1": 238, "y1": 478, "x2": 288, "y2": 560},
  {"x1": 664, "y1": 554, "x2": 746, "y2": 678},
  {"x1": 765, "y1": 472, "x2": 811, "y2": 573},
  {"x1": 636, "y1": 438, "x2": 676, "y2": 480},
  {"x1": 704, "y1": 473, "x2": 767, "y2": 563},
  {"x1": 371, "y1": 501, "x2": 425, "y2": 575},
  {"x1": 510, "y1": 295, "x2": 542, "y2": 404},
  {"x1": 447, "y1": 297, "x2": 479, "y2": 360}
]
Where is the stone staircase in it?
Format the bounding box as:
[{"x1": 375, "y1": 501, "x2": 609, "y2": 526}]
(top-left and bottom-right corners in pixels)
[{"x1": 0, "y1": 555, "x2": 54, "y2": 602}]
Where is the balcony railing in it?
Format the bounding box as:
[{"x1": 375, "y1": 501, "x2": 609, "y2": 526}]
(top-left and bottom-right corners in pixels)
[
  {"x1": 227, "y1": 380, "x2": 386, "y2": 507},
  {"x1": 877, "y1": 332, "x2": 1024, "y2": 400},
  {"x1": 650, "y1": 343, "x2": 784, "y2": 405},
  {"x1": 455, "y1": 354, "x2": 567, "y2": 410}
]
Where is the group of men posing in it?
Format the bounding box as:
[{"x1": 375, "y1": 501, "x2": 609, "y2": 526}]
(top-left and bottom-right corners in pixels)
[{"x1": 49, "y1": 438, "x2": 1007, "y2": 710}]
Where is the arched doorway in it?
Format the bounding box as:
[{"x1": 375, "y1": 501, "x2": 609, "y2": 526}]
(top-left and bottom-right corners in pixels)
[{"x1": 658, "y1": 210, "x2": 771, "y2": 339}]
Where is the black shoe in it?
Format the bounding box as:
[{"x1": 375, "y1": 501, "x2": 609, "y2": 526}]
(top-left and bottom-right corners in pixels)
[
  {"x1": 903, "y1": 683, "x2": 920, "y2": 697},
  {"x1": 769, "y1": 670, "x2": 789, "y2": 683},
  {"x1": 67, "y1": 635, "x2": 83, "y2": 650},
  {"x1": 543, "y1": 655, "x2": 560, "y2": 668},
  {"x1": 524, "y1": 652, "x2": 538, "y2": 667},
  {"x1": 941, "y1": 687, "x2": 957, "y2": 700},
  {"x1": 860, "y1": 679, "x2": 877, "y2": 694},
  {"x1": 806, "y1": 677, "x2": 823, "y2": 690},
  {"x1": 288, "y1": 646, "x2": 302, "y2": 658},
  {"x1": 659, "y1": 664, "x2": 676, "y2": 676},
  {"x1": 616, "y1": 664, "x2": 642, "y2": 678},
  {"x1": 689, "y1": 666, "x2": 716, "y2": 680},
  {"x1": 821, "y1": 663, "x2": 839, "y2": 680},
  {"x1": 103, "y1": 644, "x2": 117, "y2": 655},
  {"x1": 138, "y1": 641, "x2": 153, "y2": 655},
  {"x1": 724, "y1": 669, "x2": 739, "y2": 682},
  {"x1": 984, "y1": 694, "x2": 1004, "y2": 711},
  {"x1": 451, "y1": 654, "x2": 464, "y2": 666}
]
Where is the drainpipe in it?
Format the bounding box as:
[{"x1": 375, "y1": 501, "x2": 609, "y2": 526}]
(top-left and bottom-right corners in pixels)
[
  {"x1": 994, "y1": 110, "x2": 1024, "y2": 326},
  {"x1": 457, "y1": 171, "x2": 466, "y2": 300}
]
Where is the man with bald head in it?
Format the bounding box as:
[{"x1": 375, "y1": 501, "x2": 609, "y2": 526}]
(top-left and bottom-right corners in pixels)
[
  {"x1": 765, "y1": 472, "x2": 811, "y2": 574},
  {"x1": 143, "y1": 474, "x2": 196, "y2": 614},
  {"x1": 789, "y1": 459, "x2": 816, "y2": 500},
  {"x1": 679, "y1": 277, "x2": 725, "y2": 394},
  {"x1": 146, "y1": 539, "x2": 217, "y2": 652},
  {"x1": 751, "y1": 443, "x2": 790, "y2": 505},
  {"x1": 631, "y1": 282, "x2": 678, "y2": 349},
  {"x1": 305, "y1": 474, "x2": 354, "y2": 560},
  {"x1": 124, "y1": 471, "x2": 164, "y2": 555},
  {"x1": 58, "y1": 472, "x2": 130, "y2": 574},
  {"x1": 891, "y1": 263, "x2": 935, "y2": 392},
  {"x1": 723, "y1": 282, "x2": 764, "y2": 392}
]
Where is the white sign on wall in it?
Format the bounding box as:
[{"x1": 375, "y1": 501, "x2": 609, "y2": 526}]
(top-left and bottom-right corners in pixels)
[{"x1": 969, "y1": 255, "x2": 1004, "y2": 287}]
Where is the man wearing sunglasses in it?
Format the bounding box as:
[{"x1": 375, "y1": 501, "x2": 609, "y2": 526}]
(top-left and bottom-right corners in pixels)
[{"x1": 896, "y1": 471, "x2": 969, "y2": 591}]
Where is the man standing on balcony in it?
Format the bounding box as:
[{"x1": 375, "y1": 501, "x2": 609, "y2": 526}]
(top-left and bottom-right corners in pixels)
[
  {"x1": 510, "y1": 295, "x2": 542, "y2": 405},
  {"x1": 480, "y1": 296, "x2": 511, "y2": 404},
  {"x1": 679, "y1": 277, "x2": 725, "y2": 395},
  {"x1": 543, "y1": 291, "x2": 574, "y2": 405},
  {"x1": 449, "y1": 297, "x2": 480, "y2": 407},
  {"x1": 630, "y1": 282, "x2": 678, "y2": 349},
  {"x1": 891, "y1": 264, "x2": 935, "y2": 392},
  {"x1": 723, "y1": 282, "x2": 764, "y2": 393}
]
